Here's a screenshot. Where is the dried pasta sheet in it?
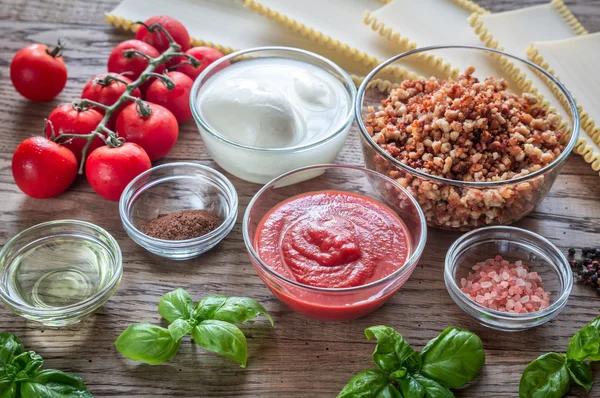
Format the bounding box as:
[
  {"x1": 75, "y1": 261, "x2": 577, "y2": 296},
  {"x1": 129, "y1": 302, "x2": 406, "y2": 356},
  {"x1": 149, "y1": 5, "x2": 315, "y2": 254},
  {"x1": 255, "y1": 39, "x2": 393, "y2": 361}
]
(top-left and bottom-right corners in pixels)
[
  {"x1": 528, "y1": 34, "x2": 600, "y2": 174},
  {"x1": 469, "y1": 0, "x2": 590, "y2": 170},
  {"x1": 470, "y1": 0, "x2": 585, "y2": 107},
  {"x1": 105, "y1": 0, "x2": 376, "y2": 82},
  {"x1": 243, "y1": 0, "x2": 448, "y2": 81},
  {"x1": 363, "y1": 0, "x2": 515, "y2": 81}
]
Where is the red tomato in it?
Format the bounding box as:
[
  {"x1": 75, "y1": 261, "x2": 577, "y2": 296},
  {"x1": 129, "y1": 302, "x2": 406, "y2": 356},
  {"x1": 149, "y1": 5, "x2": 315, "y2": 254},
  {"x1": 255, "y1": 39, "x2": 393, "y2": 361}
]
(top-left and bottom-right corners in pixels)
[
  {"x1": 45, "y1": 104, "x2": 105, "y2": 163},
  {"x1": 10, "y1": 43, "x2": 67, "y2": 101},
  {"x1": 135, "y1": 16, "x2": 190, "y2": 54},
  {"x1": 177, "y1": 47, "x2": 227, "y2": 81},
  {"x1": 115, "y1": 102, "x2": 179, "y2": 160},
  {"x1": 81, "y1": 72, "x2": 142, "y2": 128},
  {"x1": 107, "y1": 40, "x2": 163, "y2": 81},
  {"x1": 85, "y1": 143, "x2": 151, "y2": 201},
  {"x1": 144, "y1": 71, "x2": 193, "y2": 123},
  {"x1": 12, "y1": 137, "x2": 78, "y2": 198}
]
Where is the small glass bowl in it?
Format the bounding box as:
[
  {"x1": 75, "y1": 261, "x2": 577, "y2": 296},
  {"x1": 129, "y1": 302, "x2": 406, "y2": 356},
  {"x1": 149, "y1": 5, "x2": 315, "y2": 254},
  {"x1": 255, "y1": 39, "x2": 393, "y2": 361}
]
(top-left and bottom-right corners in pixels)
[
  {"x1": 243, "y1": 164, "x2": 427, "y2": 322},
  {"x1": 119, "y1": 162, "x2": 238, "y2": 260},
  {"x1": 190, "y1": 46, "x2": 356, "y2": 184},
  {"x1": 445, "y1": 226, "x2": 572, "y2": 331},
  {"x1": 0, "y1": 220, "x2": 122, "y2": 327}
]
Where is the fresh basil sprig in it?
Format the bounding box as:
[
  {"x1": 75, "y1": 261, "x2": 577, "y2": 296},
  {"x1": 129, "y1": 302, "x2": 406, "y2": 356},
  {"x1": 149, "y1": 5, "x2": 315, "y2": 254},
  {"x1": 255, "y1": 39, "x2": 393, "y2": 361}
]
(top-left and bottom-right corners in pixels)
[
  {"x1": 0, "y1": 332, "x2": 92, "y2": 397},
  {"x1": 519, "y1": 315, "x2": 600, "y2": 397},
  {"x1": 338, "y1": 325, "x2": 485, "y2": 397},
  {"x1": 115, "y1": 288, "x2": 273, "y2": 367}
]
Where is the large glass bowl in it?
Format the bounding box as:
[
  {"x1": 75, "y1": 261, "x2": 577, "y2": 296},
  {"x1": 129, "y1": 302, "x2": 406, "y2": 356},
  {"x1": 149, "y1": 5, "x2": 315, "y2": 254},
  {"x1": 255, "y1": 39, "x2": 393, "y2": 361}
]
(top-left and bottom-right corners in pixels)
[
  {"x1": 356, "y1": 45, "x2": 579, "y2": 231},
  {"x1": 242, "y1": 164, "x2": 427, "y2": 322},
  {"x1": 190, "y1": 46, "x2": 356, "y2": 184}
]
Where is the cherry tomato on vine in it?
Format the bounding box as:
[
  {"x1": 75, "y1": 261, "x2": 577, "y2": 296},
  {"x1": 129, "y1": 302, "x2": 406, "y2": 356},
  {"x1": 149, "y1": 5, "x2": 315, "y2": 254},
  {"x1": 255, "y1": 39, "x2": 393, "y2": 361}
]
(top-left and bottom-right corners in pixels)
[
  {"x1": 45, "y1": 104, "x2": 105, "y2": 163},
  {"x1": 176, "y1": 46, "x2": 227, "y2": 81},
  {"x1": 12, "y1": 137, "x2": 78, "y2": 198},
  {"x1": 81, "y1": 72, "x2": 142, "y2": 127},
  {"x1": 135, "y1": 16, "x2": 190, "y2": 54},
  {"x1": 116, "y1": 102, "x2": 179, "y2": 160},
  {"x1": 10, "y1": 42, "x2": 67, "y2": 101},
  {"x1": 144, "y1": 71, "x2": 193, "y2": 123},
  {"x1": 107, "y1": 40, "x2": 163, "y2": 81},
  {"x1": 85, "y1": 143, "x2": 151, "y2": 201}
]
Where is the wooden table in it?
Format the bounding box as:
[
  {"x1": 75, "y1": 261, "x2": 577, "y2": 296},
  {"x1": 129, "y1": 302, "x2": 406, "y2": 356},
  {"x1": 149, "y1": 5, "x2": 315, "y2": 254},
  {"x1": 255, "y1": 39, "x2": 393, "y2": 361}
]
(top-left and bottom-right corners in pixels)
[{"x1": 0, "y1": 0, "x2": 599, "y2": 396}]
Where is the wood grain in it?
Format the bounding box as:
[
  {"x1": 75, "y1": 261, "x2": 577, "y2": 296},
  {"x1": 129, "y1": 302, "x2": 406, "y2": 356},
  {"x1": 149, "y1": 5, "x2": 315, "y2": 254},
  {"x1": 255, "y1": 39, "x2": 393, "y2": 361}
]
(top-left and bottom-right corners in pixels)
[{"x1": 0, "y1": 0, "x2": 599, "y2": 396}]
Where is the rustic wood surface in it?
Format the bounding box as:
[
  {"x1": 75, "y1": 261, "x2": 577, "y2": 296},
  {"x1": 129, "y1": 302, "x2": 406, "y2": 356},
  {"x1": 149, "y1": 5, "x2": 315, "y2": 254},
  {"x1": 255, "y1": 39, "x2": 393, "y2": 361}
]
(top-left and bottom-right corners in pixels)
[{"x1": 0, "y1": 0, "x2": 599, "y2": 396}]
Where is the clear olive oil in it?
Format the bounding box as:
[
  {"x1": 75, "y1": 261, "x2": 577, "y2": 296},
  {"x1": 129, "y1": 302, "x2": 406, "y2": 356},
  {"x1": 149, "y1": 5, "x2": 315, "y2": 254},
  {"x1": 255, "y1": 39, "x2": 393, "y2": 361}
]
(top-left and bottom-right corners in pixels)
[{"x1": 5, "y1": 237, "x2": 113, "y2": 308}]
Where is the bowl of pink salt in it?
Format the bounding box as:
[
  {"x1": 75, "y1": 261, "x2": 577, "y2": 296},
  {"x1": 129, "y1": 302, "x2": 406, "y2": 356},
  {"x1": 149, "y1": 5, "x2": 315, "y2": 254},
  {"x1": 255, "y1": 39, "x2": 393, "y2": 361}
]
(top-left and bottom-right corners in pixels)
[{"x1": 445, "y1": 226, "x2": 572, "y2": 331}]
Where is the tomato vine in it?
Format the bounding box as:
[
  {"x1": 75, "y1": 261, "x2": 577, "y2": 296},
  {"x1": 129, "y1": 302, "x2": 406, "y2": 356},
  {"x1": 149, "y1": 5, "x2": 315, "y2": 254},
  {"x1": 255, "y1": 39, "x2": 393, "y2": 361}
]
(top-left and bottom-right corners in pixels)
[{"x1": 52, "y1": 22, "x2": 200, "y2": 174}]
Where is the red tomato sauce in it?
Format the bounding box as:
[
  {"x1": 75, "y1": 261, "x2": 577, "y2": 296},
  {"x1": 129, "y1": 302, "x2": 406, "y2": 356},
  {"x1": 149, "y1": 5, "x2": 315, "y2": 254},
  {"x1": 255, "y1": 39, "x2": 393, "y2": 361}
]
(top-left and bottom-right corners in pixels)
[{"x1": 255, "y1": 191, "x2": 410, "y2": 289}]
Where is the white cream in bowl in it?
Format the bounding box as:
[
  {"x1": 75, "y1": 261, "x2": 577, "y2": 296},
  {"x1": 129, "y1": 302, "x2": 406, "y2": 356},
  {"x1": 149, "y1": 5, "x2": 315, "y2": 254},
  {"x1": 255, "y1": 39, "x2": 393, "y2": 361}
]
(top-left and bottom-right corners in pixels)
[{"x1": 194, "y1": 55, "x2": 354, "y2": 184}]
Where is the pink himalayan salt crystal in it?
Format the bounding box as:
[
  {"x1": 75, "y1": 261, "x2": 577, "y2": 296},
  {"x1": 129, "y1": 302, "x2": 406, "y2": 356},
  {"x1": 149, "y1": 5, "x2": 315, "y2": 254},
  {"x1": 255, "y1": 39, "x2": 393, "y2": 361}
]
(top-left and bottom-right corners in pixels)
[{"x1": 460, "y1": 255, "x2": 551, "y2": 314}]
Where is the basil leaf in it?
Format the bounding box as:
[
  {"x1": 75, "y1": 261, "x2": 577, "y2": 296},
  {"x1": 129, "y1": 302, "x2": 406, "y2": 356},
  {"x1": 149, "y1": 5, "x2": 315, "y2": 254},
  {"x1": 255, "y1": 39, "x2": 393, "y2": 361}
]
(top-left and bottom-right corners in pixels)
[
  {"x1": 518, "y1": 352, "x2": 571, "y2": 398},
  {"x1": 192, "y1": 320, "x2": 248, "y2": 368},
  {"x1": 167, "y1": 319, "x2": 192, "y2": 342},
  {"x1": 567, "y1": 360, "x2": 593, "y2": 393},
  {"x1": 0, "y1": 333, "x2": 24, "y2": 367},
  {"x1": 566, "y1": 324, "x2": 600, "y2": 362},
  {"x1": 7, "y1": 351, "x2": 43, "y2": 381},
  {"x1": 397, "y1": 375, "x2": 426, "y2": 398},
  {"x1": 588, "y1": 316, "x2": 600, "y2": 331},
  {"x1": 404, "y1": 352, "x2": 422, "y2": 374},
  {"x1": 364, "y1": 326, "x2": 415, "y2": 373},
  {"x1": 203, "y1": 297, "x2": 274, "y2": 326},
  {"x1": 158, "y1": 288, "x2": 195, "y2": 323},
  {"x1": 411, "y1": 375, "x2": 454, "y2": 398},
  {"x1": 389, "y1": 368, "x2": 407, "y2": 381},
  {"x1": 115, "y1": 323, "x2": 180, "y2": 365},
  {"x1": 582, "y1": 316, "x2": 600, "y2": 361},
  {"x1": 194, "y1": 295, "x2": 228, "y2": 320},
  {"x1": 20, "y1": 369, "x2": 92, "y2": 398},
  {"x1": 394, "y1": 373, "x2": 455, "y2": 398},
  {"x1": 0, "y1": 374, "x2": 17, "y2": 397},
  {"x1": 420, "y1": 327, "x2": 485, "y2": 389},
  {"x1": 337, "y1": 369, "x2": 401, "y2": 398},
  {"x1": 587, "y1": 352, "x2": 600, "y2": 361}
]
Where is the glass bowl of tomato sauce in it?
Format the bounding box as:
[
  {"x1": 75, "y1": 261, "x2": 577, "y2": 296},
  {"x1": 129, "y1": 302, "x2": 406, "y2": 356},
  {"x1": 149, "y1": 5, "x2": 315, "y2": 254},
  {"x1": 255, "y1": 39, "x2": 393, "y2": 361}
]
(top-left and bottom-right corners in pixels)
[{"x1": 243, "y1": 164, "x2": 427, "y2": 322}]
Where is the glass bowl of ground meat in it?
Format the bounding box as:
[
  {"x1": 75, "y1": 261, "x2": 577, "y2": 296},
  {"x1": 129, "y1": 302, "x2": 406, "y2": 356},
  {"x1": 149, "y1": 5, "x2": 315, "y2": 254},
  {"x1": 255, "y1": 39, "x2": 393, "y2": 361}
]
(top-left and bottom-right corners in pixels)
[
  {"x1": 119, "y1": 162, "x2": 238, "y2": 260},
  {"x1": 356, "y1": 45, "x2": 580, "y2": 231}
]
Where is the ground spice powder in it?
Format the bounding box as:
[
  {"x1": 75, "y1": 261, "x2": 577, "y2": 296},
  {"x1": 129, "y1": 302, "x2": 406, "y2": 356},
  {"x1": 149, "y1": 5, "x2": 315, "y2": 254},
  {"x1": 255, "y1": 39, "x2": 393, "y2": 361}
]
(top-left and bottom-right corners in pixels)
[{"x1": 141, "y1": 210, "x2": 220, "y2": 240}]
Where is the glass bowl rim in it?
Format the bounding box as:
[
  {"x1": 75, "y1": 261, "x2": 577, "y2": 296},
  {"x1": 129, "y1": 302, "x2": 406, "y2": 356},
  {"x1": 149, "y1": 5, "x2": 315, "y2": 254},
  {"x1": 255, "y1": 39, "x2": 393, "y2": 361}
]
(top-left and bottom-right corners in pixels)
[
  {"x1": 355, "y1": 44, "x2": 580, "y2": 188},
  {"x1": 444, "y1": 225, "x2": 573, "y2": 321},
  {"x1": 0, "y1": 219, "x2": 123, "y2": 317},
  {"x1": 190, "y1": 46, "x2": 357, "y2": 153},
  {"x1": 242, "y1": 163, "x2": 428, "y2": 292},
  {"x1": 119, "y1": 162, "x2": 239, "y2": 246}
]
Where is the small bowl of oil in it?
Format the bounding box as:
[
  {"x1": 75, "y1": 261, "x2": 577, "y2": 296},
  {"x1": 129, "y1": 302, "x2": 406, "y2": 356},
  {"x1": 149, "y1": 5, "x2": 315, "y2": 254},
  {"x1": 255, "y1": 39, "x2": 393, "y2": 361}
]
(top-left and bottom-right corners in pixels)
[{"x1": 0, "y1": 220, "x2": 122, "y2": 327}]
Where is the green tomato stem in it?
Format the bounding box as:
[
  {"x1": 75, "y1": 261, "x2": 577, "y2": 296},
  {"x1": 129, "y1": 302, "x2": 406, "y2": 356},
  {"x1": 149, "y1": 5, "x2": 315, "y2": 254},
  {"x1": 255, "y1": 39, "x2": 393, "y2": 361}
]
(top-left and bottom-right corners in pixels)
[
  {"x1": 79, "y1": 136, "x2": 99, "y2": 171},
  {"x1": 170, "y1": 52, "x2": 201, "y2": 68},
  {"x1": 121, "y1": 49, "x2": 153, "y2": 61},
  {"x1": 53, "y1": 132, "x2": 105, "y2": 143},
  {"x1": 45, "y1": 39, "x2": 64, "y2": 58},
  {"x1": 100, "y1": 125, "x2": 118, "y2": 137},
  {"x1": 122, "y1": 94, "x2": 142, "y2": 102},
  {"x1": 146, "y1": 72, "x2": 176, "y2": 90},
  {"x1": 96, "y1": 74, "x2": 131, "y2": 87},
  {"x1": 78, "y1": 99, "x2": 111, "y2": 112}
]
